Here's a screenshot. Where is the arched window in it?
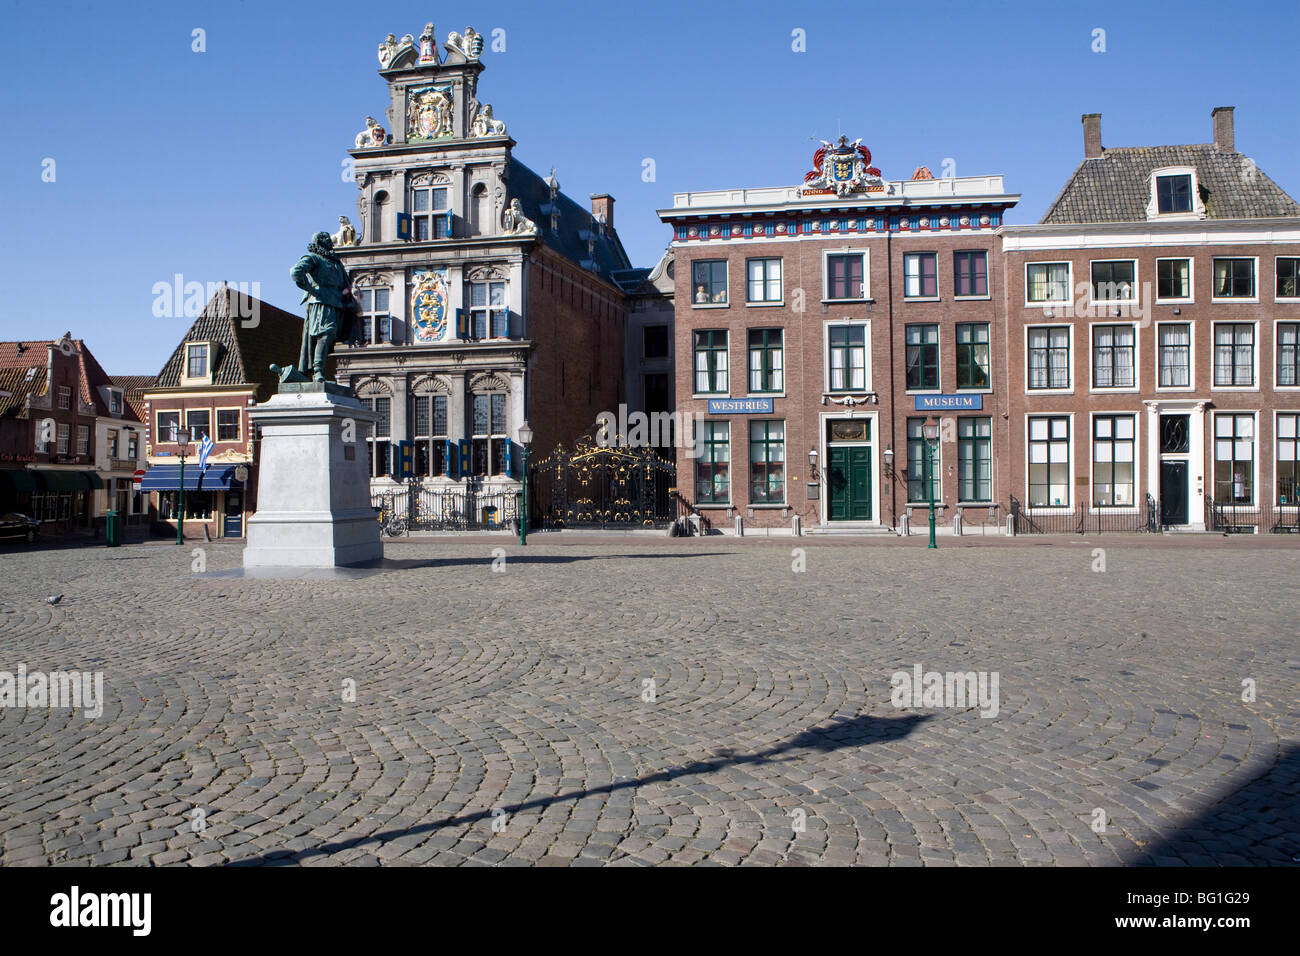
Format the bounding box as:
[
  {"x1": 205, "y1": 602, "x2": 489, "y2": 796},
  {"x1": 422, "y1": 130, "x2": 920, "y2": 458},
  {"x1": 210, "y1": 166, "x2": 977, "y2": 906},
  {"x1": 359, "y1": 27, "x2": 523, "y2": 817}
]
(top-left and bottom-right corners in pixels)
[
  {"x1": 372, "y1": 190, "x2": 389, "y2": 243},
  {"x1": 471, "y1": 183, "x2": 490, "y2": 236}
]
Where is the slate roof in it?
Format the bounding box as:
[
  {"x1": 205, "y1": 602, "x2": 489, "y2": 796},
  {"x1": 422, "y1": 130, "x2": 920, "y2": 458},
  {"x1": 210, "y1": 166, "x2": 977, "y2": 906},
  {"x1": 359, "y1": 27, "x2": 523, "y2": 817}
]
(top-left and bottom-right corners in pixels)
[
  {"x1": 508, "y1": 158, "x2": 633, "y2": 280},
  {"x1": 1041, "y1": 144, "x2": 1300, "y2": 224},
  {"x1": 153, "y1": 288, "x2": 304, "y2": 402},
  {"x1": 0, "y1": 365, "x2": 47, "y2": 419}
]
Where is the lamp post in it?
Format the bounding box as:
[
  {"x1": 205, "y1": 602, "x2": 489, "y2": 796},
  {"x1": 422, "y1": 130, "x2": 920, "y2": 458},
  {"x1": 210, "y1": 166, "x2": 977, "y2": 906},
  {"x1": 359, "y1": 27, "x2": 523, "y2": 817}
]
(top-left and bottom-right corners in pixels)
[
  {"x1": 922, "y1": 420, "x2": 939, "y2": 550},
  {"x1": 807, "y1": 446, "x2": 818, "y2": 480},
  {"x1": 175, "y1": 428, "x2": 191, "y2": 545},
  {"x1": 517, "y1": 421, "x2": 533, "y2": 546}
]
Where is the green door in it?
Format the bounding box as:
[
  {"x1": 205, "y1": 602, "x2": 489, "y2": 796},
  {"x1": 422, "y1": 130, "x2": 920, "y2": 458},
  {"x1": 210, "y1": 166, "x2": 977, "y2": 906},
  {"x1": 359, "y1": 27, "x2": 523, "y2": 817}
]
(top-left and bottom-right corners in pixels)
[{"x1": 828, "y1": 446, "x2": 872, "y2": 520}]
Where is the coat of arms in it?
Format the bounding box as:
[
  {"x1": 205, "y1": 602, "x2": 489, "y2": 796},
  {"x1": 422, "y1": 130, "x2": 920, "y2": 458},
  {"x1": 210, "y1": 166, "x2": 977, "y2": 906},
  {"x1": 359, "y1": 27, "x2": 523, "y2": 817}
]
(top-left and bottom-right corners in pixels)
[
  {"x1": 801, "y1": 136, "x2": 883, "y2": 196},
  {"x1": 411, "y1": 271, "x2": 449, "y2": 342},
  {"x1": 407, "y1": 86, "x2": 454, "y2": 141}
]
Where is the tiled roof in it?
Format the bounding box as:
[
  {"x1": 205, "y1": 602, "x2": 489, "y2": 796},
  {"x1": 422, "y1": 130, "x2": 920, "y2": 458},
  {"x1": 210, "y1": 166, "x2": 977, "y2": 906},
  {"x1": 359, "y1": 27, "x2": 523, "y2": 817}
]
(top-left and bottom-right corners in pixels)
[
  {"x1": 0, "y1": 341, "x2": 51, "y2": 368},
  {"x1": 153, "y1": 288, "x2": 304, "y2": 402},
  {"x1": 0, "y1": 365, "x2": 47, "y2": 418},
  {"x1": 508, "y1": 158, "x2": 633, "y2": 280},
  {"x1": 1041, "y1": 144, "x2": 1300, "y2": 224},
  {"x1": 109, "y1": 375, "x2": 155, "y2": 424}
]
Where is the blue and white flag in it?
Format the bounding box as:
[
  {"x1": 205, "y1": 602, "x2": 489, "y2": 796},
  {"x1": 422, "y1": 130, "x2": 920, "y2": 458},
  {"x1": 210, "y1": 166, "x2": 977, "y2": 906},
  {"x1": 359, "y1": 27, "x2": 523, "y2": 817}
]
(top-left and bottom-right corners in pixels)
[{"x1": 198, "y1": 433, "x2": 215, "y2": 474}]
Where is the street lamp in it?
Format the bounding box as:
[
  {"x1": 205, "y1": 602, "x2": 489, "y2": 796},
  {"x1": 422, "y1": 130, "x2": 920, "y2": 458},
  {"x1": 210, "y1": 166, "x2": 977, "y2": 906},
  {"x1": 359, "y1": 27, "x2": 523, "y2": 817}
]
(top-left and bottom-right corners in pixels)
[
  {"x1": 922, "y1": 420, "x2": 939, "y2": 550},
  {"x1": 807, "y1": 447, "x2": 818, "y2": 480},
  {"x1": 517, "y1": 421, "x2": 533, "y2": 546},
  {"x1": 175, "y1": 428, "x2": 191, "y2": 545}
]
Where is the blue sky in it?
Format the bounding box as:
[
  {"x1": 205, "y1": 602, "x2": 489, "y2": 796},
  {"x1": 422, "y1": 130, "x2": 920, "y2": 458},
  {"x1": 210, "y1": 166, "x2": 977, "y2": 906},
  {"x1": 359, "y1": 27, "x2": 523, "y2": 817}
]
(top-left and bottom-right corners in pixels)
[{"x1": 3, "y1": 0, "x2": 1297, "y2": 374}]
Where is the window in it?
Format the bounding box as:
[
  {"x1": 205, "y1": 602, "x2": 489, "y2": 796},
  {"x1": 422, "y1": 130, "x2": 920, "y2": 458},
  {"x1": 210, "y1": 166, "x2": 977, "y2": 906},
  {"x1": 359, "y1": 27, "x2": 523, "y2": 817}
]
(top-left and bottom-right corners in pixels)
[
  {"x1": 185, "y1": 409, "x2": 211, "y2": 440},
  {"x1": 472, "y1": 393, "x2": 508, "y2": 476},
  {"x1": 357, "y1": 288, "x2": 391, "y2": 345},
  {"x1": 1213, "y1": 258, "x2": 1255, "y2": 299},
  {"x1": 107, "y1": 429, "x2": 119, "y2": 459},
  {"x1": 749, "y1": 420, "x2": 785, "y2": 504},
  {"x1": 361, "y1": 396, "x2": 391, "y2": 477},
  {"x1": 126, "y1": 431, "x2": 138, "y2": 459},
  {"x1": 159, "y1": 491, "x2": 214, "y2": 520},
  {"x1": 747, "y1": 329, "x2": 783, "y2": 393},
  {"x1": 156, "y1": 411, "x2": 179, "y2": 444},
  {"x1": 905, "y1": 324, "x2": 939, "y2": 390},
  {"x1": 56, "y1": 423, "x2": 70, "y2": 456},
  {"x1": 469, "y1": 280, "x2": 507, "y2": 339},
  {"x1": 1214, "y1": 323, "x2": 1254, "y2": 386},
  {"x1": 216, "y1": 409, "x2": 240, "y2": 442},
  {"x1": 1157, "y1": 258, "x2": 1191, "y2": 300},
  {"x1": 826, "y1": 253, "x2": 865, "y2": 300},
  {"x1": 956, "y1": 323, "x2": 990, "y2": 390},
  {"x1": 693, "y1": 330, "x2": 728, "y2": 394},
  {"x1": 108, "y1": 390, "x2": 123, "y2": 415},
  {"x1": 186, "y1": 344, "x2": 208, "y2": 379},
  {"x1": 1278, "y1": 414, "x2": 1300, "y2": 505},
  {"x1": 1156, "y1": 174, "x2": 1192, "y2": 214},
  {"x1": 57, "y1": 386, "x2": 71, "y2": 410},
  {"x1": 1027, "y1": 326, "x2": 1070, "y2": 390},
  {"x1": 903, "y1": 253, "x2": 937, "y2": 298},
  {"x1": 957, "y1": 417, "x2": 992, "y2": 502},
  {"x1": 1279, "y1": 324, "x2": 1300, "y2": 386},
  {"x1": 1091, "y1": 260, "x2": 1136, "y2": 302},
  {"x1": 1213, "y1": 414, "x2": 1254, "y2": 503},
  {"x1": 906, "y1": 418, "x2": 940, "y2": 503},
  {"x1": 827, "y1": 325, "x2": 866, "y2": 392},
  {"x1": 1092, "y1": 325, "x2": 1135, "y2": 388},
  {"x1": 954, "y1": 251, "x2": 988, "y2": 297},
  {"x1": 696, "y1": 421, "x2": 730, "y2": 504},
  {"x1": 411, "y1": 184, "x2": 450, "y2": 240},
  {"x1": 1092, "y1": 415, "x2": 1135, "y2": 506},
  {"x1": 1026, "y1": 263, "x2": 1070, "y2": 304},
  {"x1": 643, "y1": 325, "x2": 669, "y2": 359},
  {"x1": 1158, "y1": 324, "x2": 1191, "y2": 387},
  {"x1": 1028, "y1": 417, "x2": 1070, "y2": 508},
  {"x1": 1278, "y1": 257, "x2": 1300, "y2": 299},
  {"x1": 746, "y1": 258, "x2": 782, "y2": 303},
  {"x1": 412, "y1": 394, "x2": 448, "y2": 477},
  {"x1": 692, "y1": 260, "x2": 728, "y2": 305},
  {"x1": 76, "y1": 425, "x2": 89, "y2": 457}
]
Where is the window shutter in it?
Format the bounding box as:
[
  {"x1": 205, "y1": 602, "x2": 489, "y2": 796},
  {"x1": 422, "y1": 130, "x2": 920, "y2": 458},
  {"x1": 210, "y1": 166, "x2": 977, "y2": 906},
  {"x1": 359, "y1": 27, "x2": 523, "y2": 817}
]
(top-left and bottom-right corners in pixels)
[
  {"x1": 504, "y1": 308, "x2": 514, "y2": 338},
  {"x1": 444, "y1": 211, "x2": 454, "y2": 238},
  {"x1": 504, "y1": 439, "x2": 515, "y2": 478},
  {"x1": 459, "y1": 439, "x2": 472, "y2": 475},
  {"x1": 397, "y1": 213, "x2": 412, "y2": 241},
  {"x1": 456, "y1": 309, "x2": 468, "y2": 339}
]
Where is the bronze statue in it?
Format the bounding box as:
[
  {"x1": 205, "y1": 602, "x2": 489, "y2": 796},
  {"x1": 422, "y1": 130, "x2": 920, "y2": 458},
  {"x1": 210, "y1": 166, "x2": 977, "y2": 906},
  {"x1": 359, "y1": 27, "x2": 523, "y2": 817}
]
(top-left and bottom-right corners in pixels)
[{"x1": 289, "y1": 231, "x2": 360, "y2": 381}]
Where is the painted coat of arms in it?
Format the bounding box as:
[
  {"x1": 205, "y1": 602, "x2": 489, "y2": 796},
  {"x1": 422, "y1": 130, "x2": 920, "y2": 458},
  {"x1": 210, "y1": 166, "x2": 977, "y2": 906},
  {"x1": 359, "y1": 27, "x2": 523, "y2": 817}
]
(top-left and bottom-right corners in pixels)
[
  {"x1": 801, "y1": 135, "x2": 883, "y2": 196},
  {"x1": 410, "y1": 270, "x2": 449, "y2": 342},
  {"x1": 407, "y1": 85, "x2": 454, "y2": 141}
]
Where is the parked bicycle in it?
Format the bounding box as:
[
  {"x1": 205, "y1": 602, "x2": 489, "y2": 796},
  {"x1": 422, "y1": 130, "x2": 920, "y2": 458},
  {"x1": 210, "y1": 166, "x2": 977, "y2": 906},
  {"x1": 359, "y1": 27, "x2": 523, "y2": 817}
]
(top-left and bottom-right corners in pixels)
[{"x1": 373, "y1": 500, "x2": 407, "y2": 537}]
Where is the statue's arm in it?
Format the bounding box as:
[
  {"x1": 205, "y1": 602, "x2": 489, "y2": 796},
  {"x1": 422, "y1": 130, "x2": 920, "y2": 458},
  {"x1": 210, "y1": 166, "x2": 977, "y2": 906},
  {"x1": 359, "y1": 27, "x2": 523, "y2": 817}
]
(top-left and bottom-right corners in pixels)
[{"x1": 289, "y1": 254, "x2": 318, "y2": 292}]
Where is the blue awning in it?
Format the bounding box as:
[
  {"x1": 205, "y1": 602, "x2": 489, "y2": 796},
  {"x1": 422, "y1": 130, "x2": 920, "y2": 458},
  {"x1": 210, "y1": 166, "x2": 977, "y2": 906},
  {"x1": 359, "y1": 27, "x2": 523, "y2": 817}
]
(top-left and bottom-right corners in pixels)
[{"x1": 139, "y1": 464, "x2": 244, "y2": 492}]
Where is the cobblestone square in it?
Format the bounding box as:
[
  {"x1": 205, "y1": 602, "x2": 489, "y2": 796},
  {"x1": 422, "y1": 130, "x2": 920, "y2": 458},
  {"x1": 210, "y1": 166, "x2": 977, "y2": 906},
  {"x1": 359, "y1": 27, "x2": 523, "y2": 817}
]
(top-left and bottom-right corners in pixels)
[{"x1": 0, "y1": 536, "x2": 1296, "y2": 866}]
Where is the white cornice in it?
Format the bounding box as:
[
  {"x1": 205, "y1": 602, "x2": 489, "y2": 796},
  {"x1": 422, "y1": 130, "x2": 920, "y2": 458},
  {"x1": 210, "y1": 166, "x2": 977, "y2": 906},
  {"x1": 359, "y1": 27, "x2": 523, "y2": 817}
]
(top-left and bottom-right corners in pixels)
[{"x1": 999, "y1": 217, "x2": 1300, "y2": 250}]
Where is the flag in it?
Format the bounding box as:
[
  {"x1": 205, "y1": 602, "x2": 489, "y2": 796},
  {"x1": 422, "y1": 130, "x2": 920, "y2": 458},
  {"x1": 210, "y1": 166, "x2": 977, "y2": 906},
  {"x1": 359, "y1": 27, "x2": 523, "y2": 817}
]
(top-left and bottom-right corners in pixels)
[{"x1": 198, "y1": 433, "x2": 215, "y2": 474}]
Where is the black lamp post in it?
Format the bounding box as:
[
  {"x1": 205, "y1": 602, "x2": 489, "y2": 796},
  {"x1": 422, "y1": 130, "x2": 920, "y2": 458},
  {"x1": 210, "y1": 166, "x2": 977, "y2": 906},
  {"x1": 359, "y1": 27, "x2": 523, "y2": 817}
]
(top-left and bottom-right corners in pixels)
[
  {"x1": 175, "y1": 428, "x2": 191, "y2": 545},
  {"x1": 922, "y1": 420, "x2": 939, "y2": 550},
  {"x1": 517, "y1": 421, "x2": 533, "y2": 546}
]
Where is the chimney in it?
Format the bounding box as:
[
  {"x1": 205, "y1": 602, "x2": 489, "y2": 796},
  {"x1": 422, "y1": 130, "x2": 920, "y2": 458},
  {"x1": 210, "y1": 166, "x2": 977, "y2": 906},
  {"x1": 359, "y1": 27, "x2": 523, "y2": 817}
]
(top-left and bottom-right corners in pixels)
[
  {"x1": 590, "y1": 193, "x2": 614, "y2": 230},
  {"x1": 1212, "y1": 106, "x2": 1235, "y2": 151},
  {"x1": 1082, "y1": 113, "x2": 1103, "y2": 159}
]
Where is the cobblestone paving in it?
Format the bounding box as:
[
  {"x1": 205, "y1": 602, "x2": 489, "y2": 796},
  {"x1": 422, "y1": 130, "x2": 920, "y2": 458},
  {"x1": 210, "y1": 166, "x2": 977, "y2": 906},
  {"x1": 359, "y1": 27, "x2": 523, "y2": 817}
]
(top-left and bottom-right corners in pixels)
[{"x1": 0, "y1": 536, "x2": 1296, "y2": 866}]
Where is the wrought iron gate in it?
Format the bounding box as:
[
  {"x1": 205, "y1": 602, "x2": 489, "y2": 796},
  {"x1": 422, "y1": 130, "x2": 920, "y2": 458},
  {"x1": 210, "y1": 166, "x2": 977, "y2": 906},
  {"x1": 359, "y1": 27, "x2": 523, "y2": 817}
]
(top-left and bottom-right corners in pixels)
[{"x1": 530, "y1": 427, "x2": 676, "y2": 529}]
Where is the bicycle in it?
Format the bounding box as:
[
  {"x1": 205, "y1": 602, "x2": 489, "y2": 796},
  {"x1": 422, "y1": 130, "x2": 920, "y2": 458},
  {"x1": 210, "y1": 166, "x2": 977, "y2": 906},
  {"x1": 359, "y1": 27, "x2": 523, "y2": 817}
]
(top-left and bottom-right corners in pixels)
[{"x1": 374, "y1": 501, "x2": 407, "y2": 537}]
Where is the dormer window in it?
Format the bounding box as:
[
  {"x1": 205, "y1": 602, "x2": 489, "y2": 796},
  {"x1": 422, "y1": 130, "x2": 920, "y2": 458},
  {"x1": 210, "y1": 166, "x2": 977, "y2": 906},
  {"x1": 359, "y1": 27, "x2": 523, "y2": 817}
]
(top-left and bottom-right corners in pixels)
[
  {"x1": 108, "y1": 389, "x2": 123, "y2": 416},
  {"x1": 187, "y1": 344, "x2": 209, "y2": 378},
  {"x1": 1147, "y1": 167, "x2": 1204, "y2": 220}
]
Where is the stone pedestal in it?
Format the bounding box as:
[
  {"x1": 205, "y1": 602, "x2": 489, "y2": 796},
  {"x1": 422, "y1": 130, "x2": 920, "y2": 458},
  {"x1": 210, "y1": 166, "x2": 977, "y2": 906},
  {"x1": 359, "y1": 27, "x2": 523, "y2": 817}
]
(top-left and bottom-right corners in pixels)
[{"x1": 243, "y1": 385, "x2": 383, "y2": 568}]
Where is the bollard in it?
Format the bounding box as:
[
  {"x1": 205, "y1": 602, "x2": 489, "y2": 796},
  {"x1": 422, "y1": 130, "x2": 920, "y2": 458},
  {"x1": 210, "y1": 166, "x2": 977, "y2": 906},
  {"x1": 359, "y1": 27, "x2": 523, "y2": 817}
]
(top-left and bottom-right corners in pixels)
[
  {"x1": 734, "y1": 515, "x2": 744, "y2": 537},
  {"x1": 791, "y1": 515, "x2": 801, "y2": 536}
]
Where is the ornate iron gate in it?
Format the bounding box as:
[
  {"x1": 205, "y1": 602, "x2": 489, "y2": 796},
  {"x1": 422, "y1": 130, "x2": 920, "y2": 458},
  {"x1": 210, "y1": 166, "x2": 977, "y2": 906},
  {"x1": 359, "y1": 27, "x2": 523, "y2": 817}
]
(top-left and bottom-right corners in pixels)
[{"x1": 530, "y1": 427, "x2": 676, "y2": 529}]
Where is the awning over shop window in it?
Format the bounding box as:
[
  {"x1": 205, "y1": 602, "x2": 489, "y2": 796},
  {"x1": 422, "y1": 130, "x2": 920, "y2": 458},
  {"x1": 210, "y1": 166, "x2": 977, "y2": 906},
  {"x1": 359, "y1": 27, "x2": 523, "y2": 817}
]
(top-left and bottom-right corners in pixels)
[
  {"x1": 138, "y1": 464, "x2": 244, "y2": 492},
  {"x1": 32, "y1": 470, "x2": 94, "y2": 492},
  {"x1": 0, "y1": 469, "x2": 38, "y2": 493}
]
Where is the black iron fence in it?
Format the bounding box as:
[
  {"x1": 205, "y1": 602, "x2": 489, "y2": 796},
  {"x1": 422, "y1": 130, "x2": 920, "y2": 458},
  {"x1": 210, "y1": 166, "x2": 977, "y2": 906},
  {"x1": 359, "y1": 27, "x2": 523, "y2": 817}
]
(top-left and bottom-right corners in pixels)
[
  {"x1": 530, "y1": 427, "x2": 677, "y2": 530},
  {"x1": 1206, "y1": 499, "x2": 1300, "y2": 534},
  {"x1": 371, "y1": 485, "x2": 521, "y2": 532},
  {"x1": 1009, "y1": 494, "x2": 1162, "y2": 535},
  {"x1": 667, "y1": 489, "x2": 714, "y2": 536}
]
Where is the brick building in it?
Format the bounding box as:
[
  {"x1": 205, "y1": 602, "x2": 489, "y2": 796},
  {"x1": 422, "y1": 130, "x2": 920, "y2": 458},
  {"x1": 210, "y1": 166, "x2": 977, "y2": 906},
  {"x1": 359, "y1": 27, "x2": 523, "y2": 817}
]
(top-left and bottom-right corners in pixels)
[
  {"x1": 140, "y1": 288, "x2": 303, "y2": 539},
  {"x1": 659, "y1": 138, "x2": 1018, "y2": 532},
  {"x1": 1000, "y1": 107, "x2": 1300, "y2": 532},
  {"x1": 331, "y1": 22, "x2": 648, "y2": 526}
]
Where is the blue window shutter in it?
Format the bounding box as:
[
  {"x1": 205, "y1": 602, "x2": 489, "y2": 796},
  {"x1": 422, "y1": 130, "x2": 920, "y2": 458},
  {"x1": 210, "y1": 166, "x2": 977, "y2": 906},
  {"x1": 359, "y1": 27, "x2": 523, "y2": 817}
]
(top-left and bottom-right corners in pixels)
[
  {"x1": 445, "y1": 439, "x2": 459, "y2": 479},
  {"x1": 504, "y1": 307, "x2": 513, "y2": 338},
  {"x1": 456, "y1": 308, "x2": 467, "y2": 339},
  {"x1": 504, "y1": 440, "x2": 515, "y2": 478},
  {"x1": 397, "y1": 213, "x2": 411, "y2": 240},
  {"x1": 459, "y1": 439, "x2": 472, "y2": 475},
  {"x1": 444, "y1": 211, "x2": 453, "y2": 238}
]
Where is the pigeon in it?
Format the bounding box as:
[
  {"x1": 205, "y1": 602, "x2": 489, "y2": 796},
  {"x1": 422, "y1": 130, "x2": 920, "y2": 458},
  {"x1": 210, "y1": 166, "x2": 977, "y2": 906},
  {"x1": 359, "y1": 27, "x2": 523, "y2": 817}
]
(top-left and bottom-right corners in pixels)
[{"x1": 45, "y1": 594, "x2": 63, "y2": 605}]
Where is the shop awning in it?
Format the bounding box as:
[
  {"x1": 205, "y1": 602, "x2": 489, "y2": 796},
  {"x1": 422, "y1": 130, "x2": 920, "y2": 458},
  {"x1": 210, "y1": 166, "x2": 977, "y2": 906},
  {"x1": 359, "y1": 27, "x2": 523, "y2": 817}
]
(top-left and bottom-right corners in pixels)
[
  {"x1": 138, "y1": 464, "x2": 244, "y2": 492},
  {"x1": 0, "y1": 469, "x2": 38, "y2": 493},
  {"x1": 32, "y1": 470, "x2": 94, "y2": 492}
]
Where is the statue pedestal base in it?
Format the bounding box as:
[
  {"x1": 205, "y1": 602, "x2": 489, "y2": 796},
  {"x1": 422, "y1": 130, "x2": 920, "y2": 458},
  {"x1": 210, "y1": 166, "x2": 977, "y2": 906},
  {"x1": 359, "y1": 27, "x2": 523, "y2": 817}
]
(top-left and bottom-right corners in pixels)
[{"x1": 242, "y1": 388, "x2": 382, "y2": 568}]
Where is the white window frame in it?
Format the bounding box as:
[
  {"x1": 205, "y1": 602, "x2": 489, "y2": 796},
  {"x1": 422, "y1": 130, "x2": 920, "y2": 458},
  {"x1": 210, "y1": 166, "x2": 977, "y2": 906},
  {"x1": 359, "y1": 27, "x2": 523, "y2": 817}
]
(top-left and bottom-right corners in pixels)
[
  {"x1": 57, "y1": 386, "x2": 71, "y2": 410},
  {"x1": 1275, "y1": 255, "x2": 1300, "y2": 303},
  {"x1": 1146, "y1": 166, "x2": 1204, "y2": 221},
  {"x1": 1210, "y1": 256, "x2": 1259, "y2": 304},
  {"x1": 215, "y1": 406, "x2": 242, "y2": 443},
  {"x1": 821, "y1": 249, "x2": 871, "y2": 303},
  {"x1": 1154, "y1": 256, "x2": 1195, "y2": 304},
  {"x1": 1024, "y1": 261, "x2": 1072, "y2": 308},
  {"x1": 1088, "y1": 258, "x2": 1139, "y2": 307},
  {"x1": 1088, "y1": 411, "x2": 1140, "y2": 513},
  {"x1": 1210, "y1": 320, "x2": 1260, "y2": 392},
  {"x1": 1088, "y1": 321, "x2": 1140, "y2": 393},
  {"x1": 1024, "y1": 413, "x2": 1075, "y2": 512},
  {"x1": 822, "y1": 319, "x2": 872, "y2": 395},
  {"x1": 1154, "y1": 320, "x2": 1195, "y2": 392},
  {"x1": 1024, "y1": 323, "x2": 1074, "y2": 395}
]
